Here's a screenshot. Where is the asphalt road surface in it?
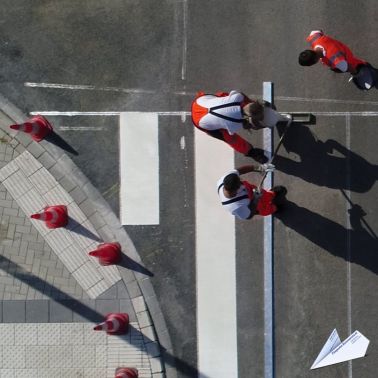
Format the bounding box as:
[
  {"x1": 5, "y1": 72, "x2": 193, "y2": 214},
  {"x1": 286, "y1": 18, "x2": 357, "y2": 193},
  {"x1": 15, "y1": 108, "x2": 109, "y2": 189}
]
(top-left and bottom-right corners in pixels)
[{"x1": 1, "y1": 1, "x2": 378, "y2": 377}]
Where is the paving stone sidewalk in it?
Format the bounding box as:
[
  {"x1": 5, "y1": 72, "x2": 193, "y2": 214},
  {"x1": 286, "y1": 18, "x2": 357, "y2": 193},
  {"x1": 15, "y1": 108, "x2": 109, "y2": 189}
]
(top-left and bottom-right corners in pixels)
[{"x1": 0, "y1": 94, "x2": 173, "y2": 378}]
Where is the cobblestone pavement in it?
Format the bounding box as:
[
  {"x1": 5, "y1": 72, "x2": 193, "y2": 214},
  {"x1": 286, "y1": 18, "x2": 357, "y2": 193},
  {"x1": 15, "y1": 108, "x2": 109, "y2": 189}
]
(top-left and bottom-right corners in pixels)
[{"x1": 0, "y1": 96, "x2": 171, "y2": 378}]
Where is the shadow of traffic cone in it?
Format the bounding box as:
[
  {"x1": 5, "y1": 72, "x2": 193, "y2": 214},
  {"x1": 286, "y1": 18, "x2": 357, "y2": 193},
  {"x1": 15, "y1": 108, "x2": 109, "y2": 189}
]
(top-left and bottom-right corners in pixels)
[
  {"x1": 89, "y1": 242, "x2": 122, "y2": 265},
  {"x1": 10, "y1": 115, "x2": 53, "y2": 142},
  {"x1": 30, "y1": 205, "x2": 68, "y2": 229},
  {"x1": 94, "y1": 313, "x2": 129, "y2": 335},
  {"x1": 115, "y1": 367, "x2": 138, "y2": 378}
]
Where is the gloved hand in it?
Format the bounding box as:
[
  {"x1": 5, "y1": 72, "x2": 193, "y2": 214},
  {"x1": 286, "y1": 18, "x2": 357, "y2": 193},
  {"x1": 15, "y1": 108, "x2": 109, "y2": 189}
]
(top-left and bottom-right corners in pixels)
[
  {"x1": 259, "y1": 163, "x2": 275, "y2": 173},
  {"x1": 253, "y1": 188, "x2": 263, "y2": 200}
]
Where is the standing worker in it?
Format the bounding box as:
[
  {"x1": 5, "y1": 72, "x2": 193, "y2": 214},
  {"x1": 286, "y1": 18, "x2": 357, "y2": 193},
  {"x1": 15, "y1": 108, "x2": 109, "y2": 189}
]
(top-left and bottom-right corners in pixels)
[
  {"x1": 217, "y1": 164, "x2": 287, "y2": 220},
  {"x1": 191, "y1": 90, "x2": 290, "y2": 163},
  {"x1": 298, "y1": 30, "x2": 378, "y2": 90}
]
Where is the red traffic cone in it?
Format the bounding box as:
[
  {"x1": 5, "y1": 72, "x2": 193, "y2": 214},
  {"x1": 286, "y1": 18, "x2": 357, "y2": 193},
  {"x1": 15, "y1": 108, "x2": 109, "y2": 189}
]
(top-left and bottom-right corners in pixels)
[
  {"x1": 89, "y1": 242, "x2": 122, "y2": 265},
  {"x1": 115, "y1": 367, "x2": 138, "y2": 378},
  {"x1": 10, "y1": 115, "x2": 53, "y2": 142},
  {"x1": 94, "y1": 313, "x2": 129, "y2": 335},
  {"x1": 30, "y1": 205, "x2": 68, "y2": 229}
]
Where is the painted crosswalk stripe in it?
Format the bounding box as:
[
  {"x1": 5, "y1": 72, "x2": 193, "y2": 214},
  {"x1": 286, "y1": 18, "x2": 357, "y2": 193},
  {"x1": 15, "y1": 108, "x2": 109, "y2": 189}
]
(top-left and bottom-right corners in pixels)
[
  {"x1": 119, "y1": 112, "x2": 159, "y2": 225},
  {"x1": 195, "y1": 128, "x2": 237, "y2": 378}
]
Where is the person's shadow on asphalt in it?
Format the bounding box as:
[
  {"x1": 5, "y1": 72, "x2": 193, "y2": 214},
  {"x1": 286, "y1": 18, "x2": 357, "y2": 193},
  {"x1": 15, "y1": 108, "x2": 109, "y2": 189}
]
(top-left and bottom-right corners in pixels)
[
  {"x1": 275, "y1": 200, "x2": 378, "y2": 274},
  {"x1": 274, "y1": 123, "x2": 378, "y2": 193}
]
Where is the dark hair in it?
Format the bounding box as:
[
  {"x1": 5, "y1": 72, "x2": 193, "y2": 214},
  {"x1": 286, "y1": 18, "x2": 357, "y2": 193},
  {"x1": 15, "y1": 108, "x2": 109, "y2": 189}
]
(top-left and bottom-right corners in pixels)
[
  {"x1": 223, "y1": 173, "x2": 241, "y2": 192},
  {"x1": 298, "y1": 50, "x2": 318, "y2": 66}
]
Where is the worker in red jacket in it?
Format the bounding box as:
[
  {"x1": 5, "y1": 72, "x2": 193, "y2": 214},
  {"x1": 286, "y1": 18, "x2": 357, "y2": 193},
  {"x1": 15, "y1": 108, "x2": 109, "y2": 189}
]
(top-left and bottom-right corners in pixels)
[
  {"x1": 298, "y1": 30, "x2": 378, "y2": 90},
  {"x1": 217, "y1": 164, "x2": 287, "y2": 220},
  {"x1": 192, "y1": 90, "x2": 290, "y2": 163}
]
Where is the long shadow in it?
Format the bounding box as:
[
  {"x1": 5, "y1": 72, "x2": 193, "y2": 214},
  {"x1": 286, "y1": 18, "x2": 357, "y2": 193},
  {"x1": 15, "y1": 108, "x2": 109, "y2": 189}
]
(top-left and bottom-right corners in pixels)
[
  {"x1": 275, "y1": 200, "x2": 378, "y2": 274},
  {"x1": 0, "y1": 253, "x2": 199, "y2": 376},
  {"x1": 44, "y1": 131, "x2": 78, "y2": 155},
  {"x1": 0, "y1": 253, "x2": 102, "y2": 321},
  {"x1": 129, "y1": 323, "x2": 204, "y2": 377},
  {"x1": 67, "y1": 216, "x2": 102, "y2": 242},
  {"x1": 274, "y1": 123, "x2": 378, "y2": 193},
  {"x1": 118, "y1": 254, "x2": 154, "y2": 277}
]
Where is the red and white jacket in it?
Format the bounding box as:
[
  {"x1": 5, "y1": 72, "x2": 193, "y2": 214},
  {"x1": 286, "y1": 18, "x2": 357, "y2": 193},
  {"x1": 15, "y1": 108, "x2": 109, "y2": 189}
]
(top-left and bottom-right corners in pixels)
[
  {"x1": 191, "y1": 90, "x2": 251, "y2": 135},
  {"x1": 307, "y1": 30, "x2": 366, "y2": 72}
]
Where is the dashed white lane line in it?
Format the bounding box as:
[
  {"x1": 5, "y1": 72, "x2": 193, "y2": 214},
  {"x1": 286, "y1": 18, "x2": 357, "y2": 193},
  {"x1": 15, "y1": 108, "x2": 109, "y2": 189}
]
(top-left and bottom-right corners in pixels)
[
  {"x1": 25, "y1": 81, "x2": 156, "y2": 94},
  {"x1": 195, "y1": 128, "x2": 237, "y2": 378},
  {"x1": 119, "y1": 112, "x2": 159, "y2": 225},
  {"x1": 181, "y1": 0, "x2": 188, "y2": 81}
]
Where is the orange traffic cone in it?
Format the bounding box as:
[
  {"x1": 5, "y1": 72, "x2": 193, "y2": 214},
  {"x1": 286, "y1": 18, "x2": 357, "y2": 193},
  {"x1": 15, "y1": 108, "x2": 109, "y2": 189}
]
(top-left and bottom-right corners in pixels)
[
  {"x1": 89, "y1": 242, "x2": 122, "y2": 265},
  {"x1": 94, "y1": 313, "x2": 129, "y2": 335},
  {"x1": 10, "y1": 115, "x2": 53, "y2": 142},
  {"x1": 30, "y1": 205, "x2": 68, "y2": 229},
  {"x1": 115, "y1": 367, "x2": 138, "y2": 378}
]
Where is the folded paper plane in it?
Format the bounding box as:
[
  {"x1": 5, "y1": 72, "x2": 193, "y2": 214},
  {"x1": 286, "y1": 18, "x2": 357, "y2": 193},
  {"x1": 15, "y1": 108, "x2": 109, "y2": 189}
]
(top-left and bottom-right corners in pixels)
[{"x1": 311, "y1": 329, "x2": 369, "y2": 369}]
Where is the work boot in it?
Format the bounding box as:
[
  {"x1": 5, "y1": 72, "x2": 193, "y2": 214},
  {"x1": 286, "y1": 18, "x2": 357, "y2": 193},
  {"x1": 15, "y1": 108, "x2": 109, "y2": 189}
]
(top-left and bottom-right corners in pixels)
[
  {"x1": 246, "y1": 148, "x2": 268, "y2": 163},
  {"x1": 272, "y1": 186, "x2": 288, "y2": 208}
]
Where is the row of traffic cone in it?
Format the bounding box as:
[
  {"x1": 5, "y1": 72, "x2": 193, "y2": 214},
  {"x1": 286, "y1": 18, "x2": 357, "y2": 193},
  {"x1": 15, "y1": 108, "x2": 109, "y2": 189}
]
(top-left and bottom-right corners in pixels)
[
  {"x1": 14, "y1": 118, "x2": 141, "y2": 377},
  {"x1": 30, "y1": 206, "x2": 122, "y2": 265}
]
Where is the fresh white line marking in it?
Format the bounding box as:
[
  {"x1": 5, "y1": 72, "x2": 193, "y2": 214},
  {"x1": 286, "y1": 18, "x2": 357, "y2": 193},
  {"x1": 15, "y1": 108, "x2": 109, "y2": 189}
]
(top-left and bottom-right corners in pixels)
[
  {"x1": 274, "y1": 95, "x2": 378, "y2": 106},
  {"x1": 181, "y1": 0, "x2": 188, "y2": 80},
  {"x1": 345, "y1": 114, "x2": 353, "y2": 378},
  {"x1": 25, "y1": 82, "x2": 156, "y2": 94},
  {"x1": 195, "y1": 128, "x2": 237, "y2": 378},
  {"x1": 263, "y1": 82, "x2": 274, "y2": 378},
  {"x1": 119, "y1": 112, "x2": 159, "y2": 225},
  {"x1": 313, "y1": 111, "x2": 378, "y2": 116}
]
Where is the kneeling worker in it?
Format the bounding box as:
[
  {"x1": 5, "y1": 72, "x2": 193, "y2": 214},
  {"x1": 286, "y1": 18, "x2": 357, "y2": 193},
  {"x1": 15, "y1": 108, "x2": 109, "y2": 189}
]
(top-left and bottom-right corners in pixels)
[
  {"x1": 217, "y1": 164, "x2": 287, "y2": 220},
  {"x1": 191, "y1": 90, "x2": 290, "y2": 163}
]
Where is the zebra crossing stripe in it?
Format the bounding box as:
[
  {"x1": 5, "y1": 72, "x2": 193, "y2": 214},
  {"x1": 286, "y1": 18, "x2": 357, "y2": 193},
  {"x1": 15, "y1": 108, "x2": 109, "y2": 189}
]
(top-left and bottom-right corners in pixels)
[{"x1": 119, "y1": 112, "x2": 159, "y2": 225}]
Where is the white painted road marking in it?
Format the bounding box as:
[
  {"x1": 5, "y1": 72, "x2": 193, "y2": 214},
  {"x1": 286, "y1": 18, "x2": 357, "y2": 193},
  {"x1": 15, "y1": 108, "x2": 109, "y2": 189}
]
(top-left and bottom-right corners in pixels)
[
  {"x1": 25, "y1": 82, "x2": 378, "y2": 105},
  {"x1": 195, "y1": 128, "x2": 237, "y2": 378},
  {"x1": 25, "y1": 81, "x2": 156, "y2": 94},
  {"x1": 119, "y1": 112, "x2": 159, "y2": 225},
  {"x1": 263, "y1": 82, "x2": 274, "y2": 378}
]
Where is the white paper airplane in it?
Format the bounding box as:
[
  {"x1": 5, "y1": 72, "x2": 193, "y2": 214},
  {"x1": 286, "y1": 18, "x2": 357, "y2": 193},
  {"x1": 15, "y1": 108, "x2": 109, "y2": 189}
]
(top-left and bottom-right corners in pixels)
[{"x1": 311, "y1": 329, "x2": 370, "y2": 369}]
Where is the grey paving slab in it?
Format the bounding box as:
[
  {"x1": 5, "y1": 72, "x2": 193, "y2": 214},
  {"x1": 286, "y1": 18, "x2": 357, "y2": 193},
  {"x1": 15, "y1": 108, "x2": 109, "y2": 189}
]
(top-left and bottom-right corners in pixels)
[
  {"x1": 116, "y1": 280, "x2": 130, "y2": 299},
  {"x1": 97, "y1": 284, "x2": 118, "y2": 300},
  {"x1": 120, "y1": 299, "x2": 136, "y2": 320},
  {"x1": 126, "y1": 280, "x2": 142, "y2": 299},
  {"x1": 95, "y1": 299, "x2": 120, "y2": 316},
  {"x1": 70, "y1": 299, "x2": 100, "y2": 322},
  {"x1": 25, "y1": 300, "x2": 48, "y2": 323},
  {"x1": 3, "y1": 300, "x2": 25, "y2": 323},
  {"x1": 49, "y1": 300, "x2": 73, "y2": 322}
]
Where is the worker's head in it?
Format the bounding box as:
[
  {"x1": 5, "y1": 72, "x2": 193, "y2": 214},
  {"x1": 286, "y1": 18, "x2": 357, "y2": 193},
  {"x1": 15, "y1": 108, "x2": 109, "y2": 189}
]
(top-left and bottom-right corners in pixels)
[
  {"x1": 298, "y1": 50, "x2": 320, "y2": 66},
  {"x1": 242, "y1": 101, "x2": 264, "y2": 128},
  {"x1": 223, "y1": 173, "x2": 241, "y2": 195}
]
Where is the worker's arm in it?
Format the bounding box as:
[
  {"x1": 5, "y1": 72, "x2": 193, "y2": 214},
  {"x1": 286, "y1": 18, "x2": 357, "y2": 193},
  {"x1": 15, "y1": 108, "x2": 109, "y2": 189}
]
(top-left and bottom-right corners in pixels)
[
  {"x1": 236, "y1": 165, "x2": 259, "y2": 175},
  {"x1": 246, "y1": 202, "x2": 258, "y2": 219}
]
